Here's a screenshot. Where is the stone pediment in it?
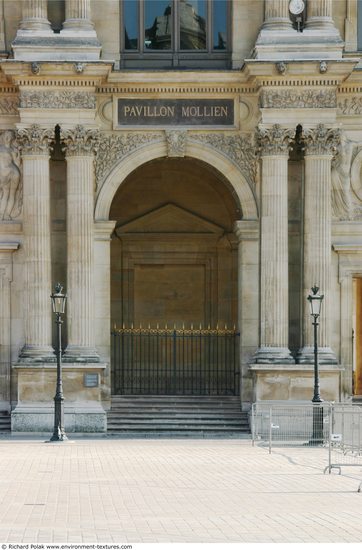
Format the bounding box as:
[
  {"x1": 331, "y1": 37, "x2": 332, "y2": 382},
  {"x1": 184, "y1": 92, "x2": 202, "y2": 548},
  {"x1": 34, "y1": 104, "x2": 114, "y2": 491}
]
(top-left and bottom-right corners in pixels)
[{"x1": 116, "y1": 203, "x2": 224, "y2": 235}]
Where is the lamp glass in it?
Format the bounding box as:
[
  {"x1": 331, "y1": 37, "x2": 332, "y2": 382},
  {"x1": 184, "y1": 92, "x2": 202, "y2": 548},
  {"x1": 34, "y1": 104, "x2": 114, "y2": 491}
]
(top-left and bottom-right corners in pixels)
[
  {"x1": 51, "y1": 285, "x2": 67, "y2": 314},
  {"x1": 308, "y1": 291, "x2": 323, "y2": 316}
]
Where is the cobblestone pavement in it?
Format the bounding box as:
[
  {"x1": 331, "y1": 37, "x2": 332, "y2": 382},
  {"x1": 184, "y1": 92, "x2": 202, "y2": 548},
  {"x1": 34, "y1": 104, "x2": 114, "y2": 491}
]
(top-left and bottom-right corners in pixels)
[{"x1": 0, "y1": 437, "x2": 361, "y2": 543}]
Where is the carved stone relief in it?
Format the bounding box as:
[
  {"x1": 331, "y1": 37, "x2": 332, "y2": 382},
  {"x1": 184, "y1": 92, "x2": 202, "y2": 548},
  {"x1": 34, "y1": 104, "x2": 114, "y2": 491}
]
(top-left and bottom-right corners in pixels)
[
  {"x1": 0, "y1": 130, "x2": 22, "y2": 220},
  {"x1": 0, "y1": 97, "x2": 19, "y2": 116},
  {"x1": 338, "y1": 97, "x2": 362, "y2": 115},
  {"x1": 20, "y1": 90, "x2": 96, "y2": 109},
  {"x1": 303, "y1": 124, "x2": 340, "y2": 156},
  {"x1": 17, "y1": 124, "x2": 54, "y2": 155},
  {"x1": 165, "y1": 130, "x2": 187, "y2": 157},
  {"x1": 260, "y1": 89, "x2": 336, "y2": 109},
  {"x1": 257, "y1": 124, "x2": 294, "y2": 156},
  {"x1": 96, "y1": 130, "x2": 258, "y2": 193},
  {"x1": 189, "y1": 132, "x2": 258, "y2": 188},
  {"x1": 61, "y1": 125, "x2": 99, "y2": 156},
  {"x1": 95, "y1": 132, "x2": 162, "y2": 190}
]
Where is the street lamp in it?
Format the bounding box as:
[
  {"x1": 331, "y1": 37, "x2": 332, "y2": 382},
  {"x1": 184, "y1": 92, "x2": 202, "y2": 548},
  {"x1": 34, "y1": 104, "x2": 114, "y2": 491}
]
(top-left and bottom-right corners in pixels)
[
  {"x1": 307, "y1": 285, "x2": 324, "y2": 444},
  {"x1": 50, "y1": 283, "x2": 67, "y2": 442}
]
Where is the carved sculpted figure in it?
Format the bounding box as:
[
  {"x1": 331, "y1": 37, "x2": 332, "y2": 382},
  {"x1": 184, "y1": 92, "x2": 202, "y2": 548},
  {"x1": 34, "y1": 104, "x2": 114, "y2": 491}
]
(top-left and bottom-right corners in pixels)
[
  {"x1": 331, "y1": 134, "x2": 354, "y2": 220},
  {"x1": 0, "y1": 130, "x2": 22, "y2": 220}
]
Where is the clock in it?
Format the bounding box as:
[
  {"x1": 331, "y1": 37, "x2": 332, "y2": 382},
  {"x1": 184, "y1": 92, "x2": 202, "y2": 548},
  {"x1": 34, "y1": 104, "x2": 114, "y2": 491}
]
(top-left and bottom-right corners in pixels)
[{"x1": 289, "y1": 0, "x2": 305, "y2": 15}]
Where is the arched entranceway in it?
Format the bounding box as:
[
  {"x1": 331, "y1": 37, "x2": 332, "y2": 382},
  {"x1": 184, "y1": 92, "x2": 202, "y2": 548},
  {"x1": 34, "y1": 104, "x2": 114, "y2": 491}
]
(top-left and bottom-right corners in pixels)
[{"x1": 109, "y1": 156, "x2": 241, "y2": 395}]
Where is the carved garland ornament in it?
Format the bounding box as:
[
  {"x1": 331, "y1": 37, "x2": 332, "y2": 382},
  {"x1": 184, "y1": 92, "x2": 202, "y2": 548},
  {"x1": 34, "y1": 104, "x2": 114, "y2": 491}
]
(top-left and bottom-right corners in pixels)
[
  {"x1": 189, "y1": 132, "x2": 258, "y2": 187},
  {"x1": 20, "y1": 90, "x2": 96, "y2": 110},
  {"x1": 61, "y1": 125, "x2": 100, "y2": 156},
  {"x1": 260, "y1": 89, "x2": 336, "y2": 109},
  {"x1": 95, "y1": 133, "x2": 162, "y2": 189}
]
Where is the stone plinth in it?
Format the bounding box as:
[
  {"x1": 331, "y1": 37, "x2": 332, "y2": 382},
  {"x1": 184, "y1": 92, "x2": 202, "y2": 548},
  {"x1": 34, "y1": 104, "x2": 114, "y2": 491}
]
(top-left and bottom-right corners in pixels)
[
  {"x1": 250, "y1": 364, "x2": 342, "y2": 402},
  {"x1": 11, "y1": 363, "x2": 107, "y2": 433}
]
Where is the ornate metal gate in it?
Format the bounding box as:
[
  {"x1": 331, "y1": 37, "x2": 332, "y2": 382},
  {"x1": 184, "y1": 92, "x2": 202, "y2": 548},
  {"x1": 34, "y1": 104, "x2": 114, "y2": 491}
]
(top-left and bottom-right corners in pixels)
[{"x1": 111, "y1": 325, "x2": 240, "y2": 395}]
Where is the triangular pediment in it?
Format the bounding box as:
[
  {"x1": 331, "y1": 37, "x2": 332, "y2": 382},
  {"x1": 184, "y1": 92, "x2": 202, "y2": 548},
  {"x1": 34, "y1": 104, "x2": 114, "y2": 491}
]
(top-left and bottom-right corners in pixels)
[{"x1": 116, "y1": 203, "x2": 224, "y2": 234}]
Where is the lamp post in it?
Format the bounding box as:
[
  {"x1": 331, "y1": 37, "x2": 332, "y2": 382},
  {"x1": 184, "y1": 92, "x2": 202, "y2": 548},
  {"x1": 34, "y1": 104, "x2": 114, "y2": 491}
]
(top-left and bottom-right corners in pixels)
[
  {"x1": 50, "y1": 283, "x2": 67, "y2": 442},
  {"x1": 307, "y1": 285, "x2": 324, "y2": 444}
]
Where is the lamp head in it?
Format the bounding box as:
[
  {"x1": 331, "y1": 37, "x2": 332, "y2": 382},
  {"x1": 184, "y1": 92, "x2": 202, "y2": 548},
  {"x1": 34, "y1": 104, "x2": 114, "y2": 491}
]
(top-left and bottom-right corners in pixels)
[
  {"x1": 307, "y1": 285, "x2": 324, "y2": 317},
  {"x1": 51, "y1": 283, "x2": 67, "y2": 315}
]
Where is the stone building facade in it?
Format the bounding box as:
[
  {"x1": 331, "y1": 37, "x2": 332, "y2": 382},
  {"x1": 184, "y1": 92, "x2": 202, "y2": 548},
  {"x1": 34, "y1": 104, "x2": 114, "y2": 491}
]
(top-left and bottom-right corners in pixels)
[{"x1": 0, "y1": 0, "x2": 361, "y2": 432}]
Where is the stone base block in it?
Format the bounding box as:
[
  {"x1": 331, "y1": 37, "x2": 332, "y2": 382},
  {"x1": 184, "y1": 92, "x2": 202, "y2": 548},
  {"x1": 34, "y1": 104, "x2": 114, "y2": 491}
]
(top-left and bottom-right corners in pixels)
[
  {"x1": 253, "y1": 346, "x2": 295, "y2": 364},
  {"x1": 249, "y1": 363, "x2": 343, "y2": 402},
  {"x1": 296, "y1": 346, "x2": 338, "y2": 365},
  {"x1": 11, "y1": 404, "x2": 106, "y2": 433}
]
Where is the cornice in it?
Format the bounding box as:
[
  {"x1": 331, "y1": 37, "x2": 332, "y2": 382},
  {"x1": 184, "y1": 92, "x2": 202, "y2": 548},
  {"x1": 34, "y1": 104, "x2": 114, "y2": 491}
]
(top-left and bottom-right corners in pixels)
[
  {"x1": 97, "y1": 84, "x2": 257, "y2": 94},
  {"x1": 0, "y1": 60, "x2": 113, "y2": 88},
  {"x1": 242, "y1": 59, "x2": 358, "y2": 87}
]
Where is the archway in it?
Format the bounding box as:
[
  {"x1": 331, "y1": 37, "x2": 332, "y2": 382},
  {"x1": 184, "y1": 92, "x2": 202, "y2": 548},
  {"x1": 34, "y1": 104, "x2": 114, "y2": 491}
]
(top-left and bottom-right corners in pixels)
[{"x1": 109, "y1": 156, "x2": 243, "y2": 395}]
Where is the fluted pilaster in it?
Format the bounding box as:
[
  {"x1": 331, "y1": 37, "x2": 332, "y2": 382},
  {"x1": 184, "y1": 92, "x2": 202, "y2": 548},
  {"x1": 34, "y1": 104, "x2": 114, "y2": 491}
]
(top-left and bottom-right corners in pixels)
[
  {"x1": 254, "y1": 124, "x2": 294, "y2": 363},
  {"x1": 19, "y1": 0, "x2": 52, "y2": 32},
  {"x1": 62, "y1": 125, "x2": 99, "y2": 362},
  {"x1": 263, "y1": 0, "x2": 292, "y2": 30},
  {"x1": 297, "y1": 124, "x2": 340, "y2": 364},
  {"x1": 17, "y1": 125, "x2": 55, "y2": 361},
  {"x1": 305, "y1": 0, "x2": 334, "y2": 29},
  {"x1": 63, "y1": 0, "x2": 95, "y2": 31}
]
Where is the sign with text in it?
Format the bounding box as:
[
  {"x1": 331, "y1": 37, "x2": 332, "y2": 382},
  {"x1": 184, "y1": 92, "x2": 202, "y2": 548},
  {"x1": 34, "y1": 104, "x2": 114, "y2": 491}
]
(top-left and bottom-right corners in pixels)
[{"x1": 117, "y1": 99, "x2": 234, "y2": 127}]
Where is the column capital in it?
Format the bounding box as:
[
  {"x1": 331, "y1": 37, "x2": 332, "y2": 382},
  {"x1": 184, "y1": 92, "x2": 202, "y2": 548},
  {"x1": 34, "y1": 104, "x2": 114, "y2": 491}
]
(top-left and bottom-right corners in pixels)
[
  {"x1": 16, "y1": 125, "x2": 54, "y2": 156},
  {"x1": 303, "y1": 124, "x2": 340, "y2": 156},
  {"x1": 257, "y1": 124, "x2": 294, "y2": 156},
  {"x1": 61, "y1": 125, "x2": 99, "y2": 157}
]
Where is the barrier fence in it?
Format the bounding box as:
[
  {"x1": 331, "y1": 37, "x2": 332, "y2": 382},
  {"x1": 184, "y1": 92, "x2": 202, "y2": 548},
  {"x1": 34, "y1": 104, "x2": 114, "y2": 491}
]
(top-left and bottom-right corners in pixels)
[{"x1": 251, "y1": 401, "x2": 362, "y2": 487}]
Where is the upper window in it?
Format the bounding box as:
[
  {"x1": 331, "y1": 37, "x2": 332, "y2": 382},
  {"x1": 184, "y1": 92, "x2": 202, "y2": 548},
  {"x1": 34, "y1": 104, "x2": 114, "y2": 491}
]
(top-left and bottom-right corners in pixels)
[{"x1": 121, "y1": 0, "x2": 231, "y2": 69}]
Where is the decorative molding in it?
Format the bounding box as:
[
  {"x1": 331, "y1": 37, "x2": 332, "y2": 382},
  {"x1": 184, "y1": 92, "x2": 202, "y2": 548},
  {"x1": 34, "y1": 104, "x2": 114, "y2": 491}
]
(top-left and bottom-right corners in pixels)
[
  {"x1": 0, "y1": 97, "x2": 20, "y2": 115},
  {"x1": 95, "y1": 132, "x2": 162, "y2": 189},
  {"x1": 16, "y1": 124, "x2": 54, "y2": 156},
  {"x1": 260, "y1": 88, "x2": 336, "y2": 109},
  {"x1": 20, "y1": 90, "x2": 96, "y2": 109},
  {"x1": 0, "y1": 131, "x2": 22, "y2": 220},
  {"x1": 189, "y1": 132, "x2": 258, "y2": 187},
  {"x1": 338, "y1": 96, "x2": 362, "y2": 115},
  {"x1": 61, "y1": 125, "x2": 100, "y2": 157},
  {"x1": 165, "y1": 130, "x2": 187, "y2": 157},
  {"x1": 303, "y1": 124, "x2": 340, "y2": 156},
  {"x1": 257, "y1": 124, "x2": 294, "y2": 156}
]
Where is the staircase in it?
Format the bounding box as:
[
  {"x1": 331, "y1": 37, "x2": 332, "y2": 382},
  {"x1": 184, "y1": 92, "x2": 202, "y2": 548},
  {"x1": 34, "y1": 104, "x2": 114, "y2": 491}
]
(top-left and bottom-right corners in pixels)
[
  {"x1": 0, "y1": 411, "x2": 11, "y2": 433},
  {"x1": 107, "y1": 395, "x2": 250, "y2": 437}
]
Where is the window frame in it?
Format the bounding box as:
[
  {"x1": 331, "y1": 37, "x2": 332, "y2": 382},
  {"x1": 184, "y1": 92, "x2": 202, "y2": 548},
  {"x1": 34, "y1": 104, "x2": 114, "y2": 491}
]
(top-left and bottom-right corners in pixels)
[{"x1": 120, "y1": 0, "x2": 231, "y2": 68}]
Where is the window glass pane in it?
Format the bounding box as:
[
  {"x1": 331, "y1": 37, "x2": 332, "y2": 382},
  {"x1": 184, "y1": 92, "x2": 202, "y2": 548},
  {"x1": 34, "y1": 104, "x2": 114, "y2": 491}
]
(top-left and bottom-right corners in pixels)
[
  {"x1": 180, "y1": 0, "x2": 207, "y2": 50},
  {"x1": 358, "y1": 0, "x2": 362, "y2": 50},
  {"x1": 213, "y1": 0, "x2": 227, "y2": 50},
  {"x1": 124, "y1": 0, "x2": 139, "y2": 50},
  {"x1": 144, "y1": 1, "x2": 172, "y2": 50}
]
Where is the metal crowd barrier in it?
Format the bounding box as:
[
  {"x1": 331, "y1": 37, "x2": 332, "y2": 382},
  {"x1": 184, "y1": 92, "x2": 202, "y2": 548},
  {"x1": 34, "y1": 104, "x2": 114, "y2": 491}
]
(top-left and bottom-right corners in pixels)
[
  {"x1": 251, "y1": 401, "x2": 362, "y2": 488},
  {"x1": 251, "y1": 401, "x2": 331, "y2": 454}
]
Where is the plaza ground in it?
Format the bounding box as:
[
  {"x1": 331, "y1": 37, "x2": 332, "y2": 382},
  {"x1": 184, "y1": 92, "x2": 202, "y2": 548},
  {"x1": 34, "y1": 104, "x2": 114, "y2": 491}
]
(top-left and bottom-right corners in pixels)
[{"x1": 0, "y1": 436, "x2": 361, "y2": 544}]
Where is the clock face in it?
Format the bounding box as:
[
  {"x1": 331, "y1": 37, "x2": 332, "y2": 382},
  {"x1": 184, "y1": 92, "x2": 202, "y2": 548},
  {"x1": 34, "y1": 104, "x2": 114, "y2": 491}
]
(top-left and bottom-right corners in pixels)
[{"x1": 289, "y1": 0, "x2": 305, "y2": 15}]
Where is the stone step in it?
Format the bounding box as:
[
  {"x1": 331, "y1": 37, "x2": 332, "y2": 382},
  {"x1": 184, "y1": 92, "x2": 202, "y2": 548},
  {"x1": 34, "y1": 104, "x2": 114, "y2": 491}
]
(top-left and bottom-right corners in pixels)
[
  {"x1": 107, "y1": 431, "x2": 250, "y2": 439},
  {"x1": 0, "y1": 412, "x2": 11, "y2": 432},
  {"x1": 108, "y1": 395, "x2": 249, "y2": 435}
]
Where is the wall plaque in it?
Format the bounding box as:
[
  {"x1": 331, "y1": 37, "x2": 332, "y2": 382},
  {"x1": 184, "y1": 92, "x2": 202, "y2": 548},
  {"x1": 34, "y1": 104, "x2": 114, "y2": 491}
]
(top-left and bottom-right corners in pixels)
[
  {"x1": 117, "y1": 99, "x2": 234, "y2": 127},
  {"x1": 84, "y1": 372, "x2": 99, "y2": 388}
]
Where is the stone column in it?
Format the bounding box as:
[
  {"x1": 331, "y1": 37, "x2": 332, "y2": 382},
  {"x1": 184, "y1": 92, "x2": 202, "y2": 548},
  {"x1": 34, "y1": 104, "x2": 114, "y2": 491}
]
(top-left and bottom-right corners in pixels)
[
  {"x1": 16, "y1": 125, "x2": 55, "y2": 362},
  {"x1": 62, "y1": 125, "x2": 99, "y2": 362},
  {"x1": 262, "y1": 0, "x2": 293, "y2": 30},
  {"x1": 297, "y1": 124, "x2": 340, "y2": 364},
  {"x1": 19, "y1": 0, "x2": 52, "y2": 32},
  {"x1": 254, "y1": 124, "x2": 294, "y2": 364},
  {"x1": 63, "y1": 0, "x2": 95, "y2": 31},
  {"x1": 305, "y1": 0, "x2": 334, "y2": 29}
]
